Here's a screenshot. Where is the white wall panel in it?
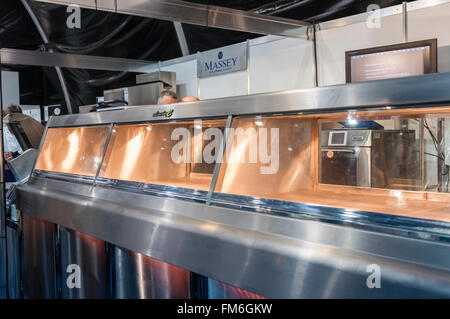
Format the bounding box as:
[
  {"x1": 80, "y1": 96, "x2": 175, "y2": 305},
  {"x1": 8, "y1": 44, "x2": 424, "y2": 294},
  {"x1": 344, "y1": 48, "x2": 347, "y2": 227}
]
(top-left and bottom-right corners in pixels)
[
  {"x1": 408, "y1": 2, "x2": 450, "y2": 72},
  {"x1": 316, "y1": 14, "x2": 404, "y2": 86},
  {"x1": 249, "y1": 38, "x2": 314, "y2": 94},
  {"x1": 158, "y1": 2, "x2": 450, "y2": 99},
  {"x1": 161, "y1": 59, "x2": 198, "y2": 99},
  {"x1": 198, "y1": 70, "x2": 248, "y2": 100}
]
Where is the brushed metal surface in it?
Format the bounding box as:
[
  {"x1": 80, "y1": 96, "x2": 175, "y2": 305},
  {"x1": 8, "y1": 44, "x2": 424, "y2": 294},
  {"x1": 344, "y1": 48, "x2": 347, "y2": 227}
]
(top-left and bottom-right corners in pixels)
[
  {"x1": 0, "y1": 48, "x2": 156, "y2": 73},
  {"x1": 6, "y1": 221, "x2": 21, "y2": 299},
  {"x1": 114, "y1": 247, "x2": 190, "y2": 299},
  {"x1": 7, "y1": 149, "x2": 39, "y2": 183},
  {"x1": 22, "y1": 213, "x2": 56, "y2": 299},
  {"x1": 48, "y1": 72, "x2": 450, "y2": 128},
  {"x1": 17, "y1": 178, "x2": 450, "y2": 298},
  {"x1": 60, "y1": 227, "x2": 108, "y2": 299},
  {"x1": 33, "y1": 0, "x2": 310, "y2": 38}
]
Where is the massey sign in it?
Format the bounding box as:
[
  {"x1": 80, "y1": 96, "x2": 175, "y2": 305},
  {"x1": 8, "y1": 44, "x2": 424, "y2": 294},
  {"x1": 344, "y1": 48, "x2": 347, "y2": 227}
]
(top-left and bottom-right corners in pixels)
[{"x1": 197, "y1": 42, "x2": 248, "y2": 78}]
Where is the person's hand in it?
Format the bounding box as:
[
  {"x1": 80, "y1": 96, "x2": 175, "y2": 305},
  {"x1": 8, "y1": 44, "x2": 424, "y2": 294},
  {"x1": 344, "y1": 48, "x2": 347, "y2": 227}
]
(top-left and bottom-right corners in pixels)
[{"x1": 4, "y1": 152, "x2": 13, "y2": 160}]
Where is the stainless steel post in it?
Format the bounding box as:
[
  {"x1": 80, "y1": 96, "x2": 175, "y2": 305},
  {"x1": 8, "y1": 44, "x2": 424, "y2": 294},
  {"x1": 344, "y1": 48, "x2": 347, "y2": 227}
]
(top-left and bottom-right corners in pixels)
[
  {"x1": 0, "y1": 57, "x2": 7, "y2": 299},
  {"x1": 403, "y1": 1, "x2": 409, "y2": 43}
]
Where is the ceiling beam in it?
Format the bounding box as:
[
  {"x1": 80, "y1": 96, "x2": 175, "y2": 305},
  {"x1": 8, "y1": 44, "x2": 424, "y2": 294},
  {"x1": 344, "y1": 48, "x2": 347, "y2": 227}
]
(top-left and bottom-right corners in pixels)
[
  {"x1": 32, "y1": 0, "x2": 310, "y2": 38},
  {"x1": 0, "y1": 48, "x2": 157, "y2": 73},
  {"x1": 173, "y1": 22, "x2": 189, "y2": 56}
]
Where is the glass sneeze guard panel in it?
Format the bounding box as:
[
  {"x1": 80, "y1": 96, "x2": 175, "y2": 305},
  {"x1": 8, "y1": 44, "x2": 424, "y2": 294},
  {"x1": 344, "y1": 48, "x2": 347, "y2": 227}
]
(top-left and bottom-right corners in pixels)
[
  {"x1": 215, "y1": 116, "x2": 314, "y2": 198},
  {"x1": 35, "y1": 126, "x2": 110, "y2": 177},
  {"x1": 213, "y1": 110, "x2": 450, "y2": 223},
  {"x1": 99, "y1": 119, "x2": 226, "y2": 191}
]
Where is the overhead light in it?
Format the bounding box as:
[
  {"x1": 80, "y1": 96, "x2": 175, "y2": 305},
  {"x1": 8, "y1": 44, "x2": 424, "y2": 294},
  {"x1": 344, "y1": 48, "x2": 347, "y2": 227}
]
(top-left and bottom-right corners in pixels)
[
  {"x1": 347, "y1": 119, "x2": 358, "y2": 126},
  {"x1": 255, "y1": 120, "x2": 263, "y2": 126}
]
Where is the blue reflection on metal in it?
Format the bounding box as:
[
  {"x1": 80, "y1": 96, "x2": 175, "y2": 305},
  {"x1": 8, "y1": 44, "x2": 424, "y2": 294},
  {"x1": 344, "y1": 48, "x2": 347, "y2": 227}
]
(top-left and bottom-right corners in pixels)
[
  {"x1": 33, "y1": 170, "x2": 450, "y2": 244},
  {"x1": 33, "y1": 170, "x2": 95, "y2": 186},
  {"x1": 210, "y1": 192, "x2": 450, "y2": 243},
  {"x1": 95, "y1": 178, "x2": 210, "y2": 204}
]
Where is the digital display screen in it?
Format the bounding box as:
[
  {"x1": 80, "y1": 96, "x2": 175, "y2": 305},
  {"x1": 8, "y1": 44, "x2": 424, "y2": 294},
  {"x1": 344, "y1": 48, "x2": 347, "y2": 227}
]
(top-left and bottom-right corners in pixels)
[
  {"x1": 346, "y1": 40, "x2": 436, "y2": 83},
  {"x1": 330, "y1": 132, "x2": 346, "y2": 146}
]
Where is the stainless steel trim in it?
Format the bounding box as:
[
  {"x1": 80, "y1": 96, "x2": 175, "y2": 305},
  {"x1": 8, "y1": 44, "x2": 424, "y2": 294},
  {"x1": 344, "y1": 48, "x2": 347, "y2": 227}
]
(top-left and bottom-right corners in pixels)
[
  {"x1": 403, "y1": 1, "x2": 409, "y2": 43},
  {"x1": 420, "y1": 119, "x2": 425, "y2": 189},
  {"x1": 16, "y1": 178, "x2": 450, "y2": 298},
  {"x1": 321, "y1": 148, "x2": 354, "y2": 153},
  {"x1": 25, "y1": 176, "x2": 450, "y2": 243},
  {"x1": 33, "y1": 170, "x2": 95, "y2": 186},
  {"x1": 311, "y1": 24, "x2": 319, "y2": 87},
  {"x1": 47, "y1": 72, "x2": 450, "y2": 128},
  {"x1": 173, "y1": 21, "x2": 189, "y2": 57},
  {"x1": 33, "y1": 0, "x2": 310, "y2": 39},
  {"x1": 93, "y1": 124, "x2": 114, "y2": 186},
  {"x1": 0, "y1": 48, "x2": 157, "y2": 73},
  {"x1": 30, "y1": 120, "x2": 49, "y2": 177},
  {"x1": 207, "y1": 115, "x2": 233, "y2": 204},
  {"x1": 206, "y1": 4, "x2": 309, "y2": 38},
  {"x1": 246, "y1": 40, "x2": 250, "y2": 95}
]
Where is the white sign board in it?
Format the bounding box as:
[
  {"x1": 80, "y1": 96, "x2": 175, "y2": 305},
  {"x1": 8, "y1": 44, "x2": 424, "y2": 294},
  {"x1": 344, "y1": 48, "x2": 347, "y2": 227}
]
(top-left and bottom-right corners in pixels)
[{"x1": 197, "y1": 42, "x2": 248, "y2": 78}]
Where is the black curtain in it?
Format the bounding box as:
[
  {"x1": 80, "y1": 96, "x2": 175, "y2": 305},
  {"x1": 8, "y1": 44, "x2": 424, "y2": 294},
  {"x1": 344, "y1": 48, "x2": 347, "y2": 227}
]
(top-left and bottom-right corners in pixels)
[{"x1": 0, "y1": 0, "x2": 412, "y2": 112}]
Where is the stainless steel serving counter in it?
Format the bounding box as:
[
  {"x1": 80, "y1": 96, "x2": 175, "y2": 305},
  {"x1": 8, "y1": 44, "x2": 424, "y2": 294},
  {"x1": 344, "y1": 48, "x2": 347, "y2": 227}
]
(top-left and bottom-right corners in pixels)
[
  {"x1": 15, "y1": 73, "x2": 450, "y2": 298},
  {"x1": 17, "y1": 175, "x2": 450, "y2": 298}
]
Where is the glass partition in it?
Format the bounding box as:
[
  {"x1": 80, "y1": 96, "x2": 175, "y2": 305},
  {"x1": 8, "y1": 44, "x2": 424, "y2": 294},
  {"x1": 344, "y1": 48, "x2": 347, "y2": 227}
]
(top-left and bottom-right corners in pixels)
[
  {"x1": 213, "y1": 109, "x2": 450, "y2": 223},
  {"x1": 99, "y1": 119, "x2": 226, "y2": 190},
  {"x1": 33, "y1": 108, "x2": 450, "y2": 222},
  {"x1": 215, "y1": 116, "x2": 314, "y2": 198},
  {"x1": 35, "y1": 126, "x2": 110, "y2": 176}
]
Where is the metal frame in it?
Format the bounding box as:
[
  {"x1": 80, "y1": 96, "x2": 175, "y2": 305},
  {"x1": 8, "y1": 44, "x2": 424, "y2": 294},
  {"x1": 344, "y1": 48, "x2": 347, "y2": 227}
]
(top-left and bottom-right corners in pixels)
[
  {"x1": 29, "y1": 71, "x2": 450, "y2": 237},
  {"x1": 93, "y1": 124, "x2": 114, "y2": 186},
  {"x1": 0, "y1": 55, "x2": 7, "y2": 299},
  {"x1": 16, "y1": 176, "x2": 450, "y2": 298},
  {"x1": 207, "y1": 115, "x2": 232, "y2": 204},
  {"x1": 173, "y1": 21, "x2": 189, "y2": 57},
  {"x1": 47, "y1": 71, "x2": 450, "y2": 127},
  {"x1": 33, "y1": 0, "x2": 310, "y2": 39},
  {"x1": 0, "y1": 49, "x2": 157, "y2": 73},
  {"x1": 344, "y1": 39, "x2": 438, "y2": 83}
]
